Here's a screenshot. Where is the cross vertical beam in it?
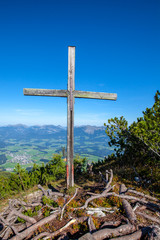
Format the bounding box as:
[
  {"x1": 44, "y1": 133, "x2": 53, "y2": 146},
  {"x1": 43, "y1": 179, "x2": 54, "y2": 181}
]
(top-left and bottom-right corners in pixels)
[{"x1": 67, "y1": 46, "x2": 75, "y2": 188}]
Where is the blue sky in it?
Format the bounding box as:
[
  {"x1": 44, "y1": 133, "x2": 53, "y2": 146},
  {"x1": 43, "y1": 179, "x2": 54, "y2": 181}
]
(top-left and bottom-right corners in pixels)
[{"x1": 0, "y1": 0, "x2": 159, "y2": 126}]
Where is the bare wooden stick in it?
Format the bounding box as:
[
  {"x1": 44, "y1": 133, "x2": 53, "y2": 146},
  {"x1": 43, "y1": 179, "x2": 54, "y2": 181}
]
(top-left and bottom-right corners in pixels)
[
  {"x1": 128, "y1": 189, "x2": 160, "y2": 203},
  {"x1": 87, "y1": 192, "x2": 100, "y2": 196},
  {"x1": 9, "y1": 199, "x2": 42, "y2": 208},
  {"x1": 1, "y1": 222, "x2": 27, "y2": 239},
  {"x1": 60, "y1": 188, "x2": 78, "y2": 220},
  {"x1": 0, "y1": 215, "x2": 19, "y2": 237},
  {"x1": 136, "y1": 212, "x2": 160, "y2": 224},
  {"x1": 80, "y1": 191, "x2": 160, "y2": 209},
  {"x1": 88, "y1": 216, "x2": 96, "y2": 233},
  {"x1": 43, "y1": 219, "x2": 77, "y2": 240},
  {"x1": 10, "y1": 210, "x2": 60, "y2": 240},
  {"x1": 0, "y1": 226, "x2": 9, "y2": 239},
  {"x1": 106, "y1": 170, "x2": 109, "y2": 182}
]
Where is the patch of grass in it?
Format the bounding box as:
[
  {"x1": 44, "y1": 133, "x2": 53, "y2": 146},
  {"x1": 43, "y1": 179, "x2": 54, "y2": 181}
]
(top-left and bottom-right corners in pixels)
[{"x1": 42, "y1": 196, "x2": 59, "y2": 207}]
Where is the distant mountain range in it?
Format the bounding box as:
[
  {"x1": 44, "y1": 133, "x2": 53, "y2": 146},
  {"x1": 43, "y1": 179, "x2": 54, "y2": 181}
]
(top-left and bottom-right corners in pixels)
[{"x1": 0, "y1": 124, "x2": 106, "y2": 141}]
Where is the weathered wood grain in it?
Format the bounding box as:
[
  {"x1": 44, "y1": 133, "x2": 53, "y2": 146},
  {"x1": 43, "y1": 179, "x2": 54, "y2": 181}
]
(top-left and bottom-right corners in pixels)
[
  {"x1": 67, "y1": 46, "x2": 75, "y2": 188},
  {"x1": 23, "y1": 89, "x2": 68, "y2": 97},
  {"x1": 74, "y1": 90, "x2": 117, "y2": 100}
]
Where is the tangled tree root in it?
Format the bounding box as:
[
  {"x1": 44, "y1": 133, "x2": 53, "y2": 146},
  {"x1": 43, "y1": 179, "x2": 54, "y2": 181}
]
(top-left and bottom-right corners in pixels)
[{"x1": 0, "y1": 169, "x2": 160, "y2": 240}]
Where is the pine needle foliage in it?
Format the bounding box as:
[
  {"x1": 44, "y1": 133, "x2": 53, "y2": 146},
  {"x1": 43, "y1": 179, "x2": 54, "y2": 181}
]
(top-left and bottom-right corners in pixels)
[{"x1": 104, "y1": 91, "x2": 160, "y2": 193}]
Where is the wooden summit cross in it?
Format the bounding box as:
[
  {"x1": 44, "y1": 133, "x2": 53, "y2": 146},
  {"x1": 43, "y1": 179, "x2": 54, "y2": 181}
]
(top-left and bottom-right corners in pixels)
[{"x1": 23, "y1": 46, "x2": 117, "y2": 188}]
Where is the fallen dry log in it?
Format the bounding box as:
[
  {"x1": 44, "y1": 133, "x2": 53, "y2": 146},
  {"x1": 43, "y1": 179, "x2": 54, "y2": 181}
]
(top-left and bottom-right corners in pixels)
[
  {"x1": 0, "y1": 206, "x2": 35, "y2": 239},
  {"x1": 86, "y1": 224, "x2": 136, "y2": 240},
  {"x1": 32, "y1": 231, "x2": 50, "y2": 240},
  {"x1": 1, "y1": 226, "x2": 18, "y2": 240},
  {"x1": 128, "y1": 189, "x2": 160, "y2": 203},
  {"x1": 136, "y1": 212, "x2": 160, "y2": 224},
  {"x1": 8, "y1": 199, "x2": 42, "y2": 208},
  {"x1": 78, "y1": 232, "x2": 96, "y2": 240},
  {"x1": 119, "y1": 184, "x2": 137, "y2": 224},
  {"x1": 0, "y1": 214, "x2": 19, "y2": 236},
  {"x1": 120, "y1": 199, "x2": 137, "y2": 224},
  {"x1": 110, "y1": 226, "x2": 151, "y2": 240},
  {"x1": 100, "y1": 220, "x2": 122, "y2": 228},
  {"x1": 43, "y1": 219, "x2": 77, "y2": 240},
  {"x1": 11, "y1": 209, "x2": 37, "y2": 224},
  {"x1": 0, "y1": 217, "x2": 32, "y2": 240},
  {"x1": 0, "y1": 208, "x2": 36, "y2": 239},
  {"x1": 10, "y1": 210, "x2": 60, "y2": 240},
  {"x1": 33, "y1": 217, "x2": 88, "y2": 240}
]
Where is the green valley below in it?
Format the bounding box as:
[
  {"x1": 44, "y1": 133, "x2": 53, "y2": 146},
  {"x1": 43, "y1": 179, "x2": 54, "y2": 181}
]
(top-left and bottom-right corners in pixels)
[{"x1": 0, "y1": 125, "x2": 113, "y2": 172}]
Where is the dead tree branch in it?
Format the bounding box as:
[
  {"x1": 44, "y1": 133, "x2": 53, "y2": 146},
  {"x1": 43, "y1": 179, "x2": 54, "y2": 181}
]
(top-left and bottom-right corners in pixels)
[
  {"x1": 88, "y1": 216, "x2": 96, "y2": 233},
  {"x1": 91, "y1": 224, "x2": 136, "y2": 240},
  {"x1": 136, "y1": 212, "x2": 160, "y2": 224},
  {"x1": 60, "y1": 188, "x2": 78, "y2": 220},
  {"x1": 10, "y1": 210, "x2": 60, "y2": 240},
  {"x1": 43, "y1": 219, "x2": 77, "y2": 240},
  {"x1": 110, "y1": 226, "x2": 151, "y2": 240},
  {"x1": 127, "y1": 189, "x2": 160, "y2": 203}
]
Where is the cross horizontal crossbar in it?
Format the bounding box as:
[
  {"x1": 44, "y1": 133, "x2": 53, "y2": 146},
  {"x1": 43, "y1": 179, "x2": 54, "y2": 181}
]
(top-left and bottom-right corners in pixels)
[
  {"x1": 23, "y1": 88, "x2": 117, "y2": 100},
  {"x1": 74, "y1": 90, "x2": 117, "y2": 100},
  {"x1": 23, "y1": 89, "x2": 68, "y2": 97}
]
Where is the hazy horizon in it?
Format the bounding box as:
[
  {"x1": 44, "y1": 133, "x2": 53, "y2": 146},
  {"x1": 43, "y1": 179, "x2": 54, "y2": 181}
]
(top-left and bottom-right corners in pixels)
[{"x1": 0, "y1": 123, "x2": 106, "y2": 128}]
